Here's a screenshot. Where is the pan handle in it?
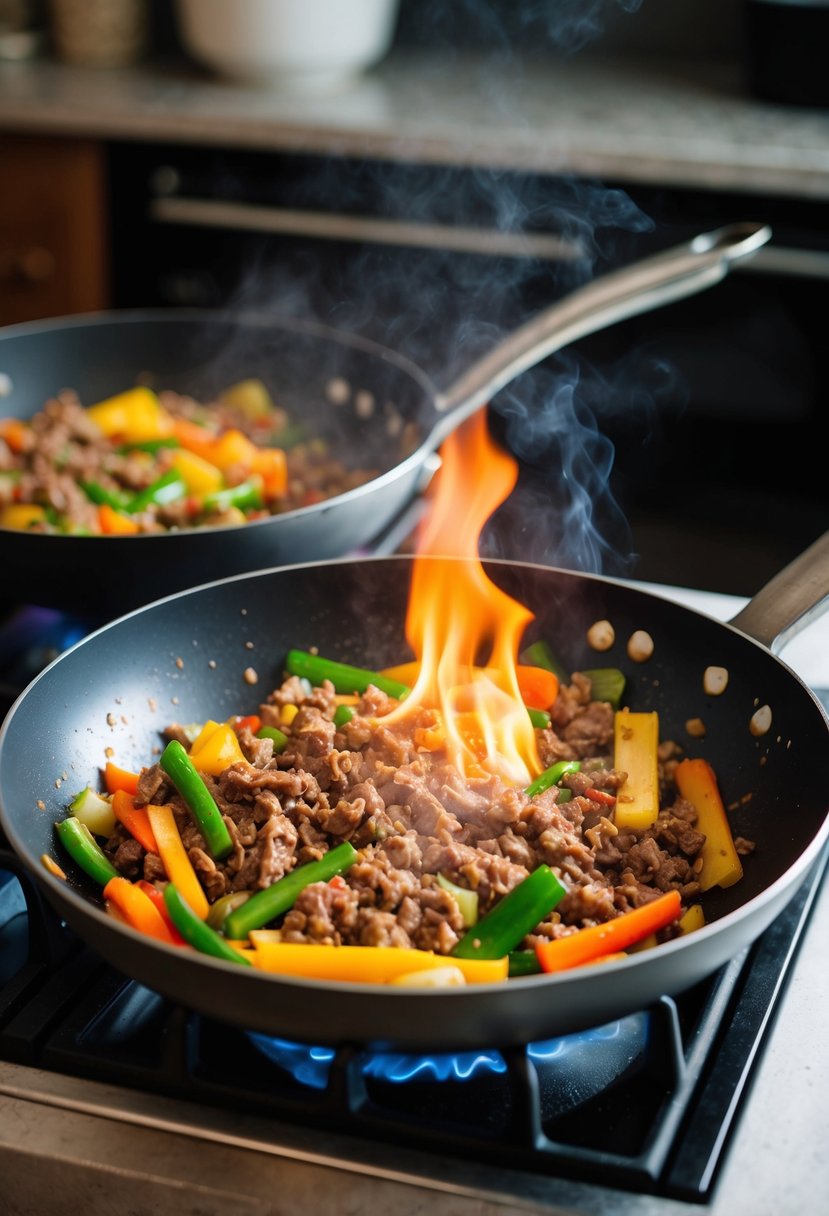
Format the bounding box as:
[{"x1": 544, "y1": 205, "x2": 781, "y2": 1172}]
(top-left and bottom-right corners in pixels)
[
  {"x1": 429, "y1": 221, "x2": 772, "y2": 444},
  {"x1": 728, "y1": 531, "x2": 829, "y2": 654}
]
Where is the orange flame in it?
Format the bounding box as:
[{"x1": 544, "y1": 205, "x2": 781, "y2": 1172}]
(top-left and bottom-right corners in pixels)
[{"x1": 391, "y1": 410, "x2": 542, "y2": 784}]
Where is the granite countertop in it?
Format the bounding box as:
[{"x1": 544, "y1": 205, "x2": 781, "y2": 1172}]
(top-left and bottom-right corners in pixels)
[{"x1": 2, "y1": 50, "x2": 829, "y2": 197}]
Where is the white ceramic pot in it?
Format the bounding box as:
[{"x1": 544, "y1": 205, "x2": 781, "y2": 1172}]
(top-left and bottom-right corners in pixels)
[{"x1": 174, "y1": 0, "x2": 401, "y2": 90}]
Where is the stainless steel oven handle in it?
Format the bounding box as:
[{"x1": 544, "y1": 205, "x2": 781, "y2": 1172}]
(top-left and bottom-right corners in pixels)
[
  {"x1": 430, "y1": 222, "x2": 772, "y2": 428},
  {"x1": 149, "y1": 196, "x2": 586, "y2": 263}
]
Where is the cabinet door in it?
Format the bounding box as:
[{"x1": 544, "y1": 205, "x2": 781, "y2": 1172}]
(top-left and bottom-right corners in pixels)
[{"x1": 0, "y1": 134, "x2": 109, "y2": 326}]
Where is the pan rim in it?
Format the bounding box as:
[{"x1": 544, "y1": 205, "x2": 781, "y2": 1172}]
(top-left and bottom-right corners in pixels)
[{"x1": 1, "y1": 553, "x2": 828, "y2": 1007}]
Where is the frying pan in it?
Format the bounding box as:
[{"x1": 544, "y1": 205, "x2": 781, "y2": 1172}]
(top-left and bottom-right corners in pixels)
[
  {"x1": 0, "y1": 534, "x2": 827, "y2": 1051},
  {"x1": 0, "y1": 222, "x2": 769, "y2": 615}
]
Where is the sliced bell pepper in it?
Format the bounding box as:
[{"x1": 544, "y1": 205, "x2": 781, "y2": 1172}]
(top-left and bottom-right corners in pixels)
[
  {"x1": 0, "y1": 503, "x2": 47, "y2": 530},
  {"x1": 103, "y1": 876, "x2": 179, "y2": 945},
  {"x1": 159, "y1": 739, "x2": 234, "y2": 860},
  {"x1": 145, "y1": 801, "x2": 210, "y2": 920},
  {"x1": 136, "y1": 880, "x2": 188, "y2": 945},
  {"x1": 104, "y1": 761, "x2": 140, "y2": 796},
  {"x1": 111, "y1": 788, "x2": 159, "y2": 855},
  {"x1": 97, "y1": 503, "x2": 140, "y2": 534},
  {"x1": 224, "y1": 841, "x2": 358, "y2": 939},
  {"x1": 452, "y1": 864, "x2": 567, "y2": 960},
  {"x1": 613, "y1": 709, "x2": 660, "y2": 830},
  {"x1": 247, "y1": 939, "x2": 508, "y2": 984},
  {"x1": 86, "y1": 386, "x2": 174, "y2": 443},
  {"x1": 163, "y1": 883, "x2": 252, "y2": 966},
  {"x1": 535, "y1": 889, "x2": 682, "y2": 973},
  {"x1": 170, "y1": 447, "x2": 224, "y2": 496},
  {"x1": 188, "y1": 720, "x2": 247, "y2": 777},
  {"x1": 250, "y1": 446, "x2": 287, "y2": 497},
  {"x1": 674, "y1": 757, "x2": 743, "y2": 891}
]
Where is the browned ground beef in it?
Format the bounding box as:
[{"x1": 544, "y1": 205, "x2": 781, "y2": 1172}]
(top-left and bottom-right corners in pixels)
[{"x1": 104, "y1": 671, "x2": 708, "y2": 954}]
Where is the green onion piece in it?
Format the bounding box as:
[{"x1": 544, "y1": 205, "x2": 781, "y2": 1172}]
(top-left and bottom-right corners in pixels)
[
  {"x1": 159, "y1": 739, "x2": 234, "y2": 860},
  {"x1": 125, "y1": 469, "x2": 187, "y2": 514},
  {"x1": 68, "y1": 786, "x2": 116, "y2": 838},
  {"x1": 583, "y1": 667, "x2": 627, "y2": 710},
  {"x1": 452, "y1": 865, "x2": 567, "y2": 960},
  {"x1": 79, "y1": 479, "x2": 128, "y2": 510},
  {"x1": 436, "y1": 873, "x2": 479, "y2": 927},
  {"x1": 527, "y1": 707, "x2": 551, "y2": 729},
  {"x1": 556, "y1": 788, "x2": 573, "y2": 804},
  {"x1": 285, "y1": 650, "x2": 410, "y2": 700},
  {"x1": 164, "y1": 884, "x2": 252, "y2": 965},
  {"x1": 117, "y1": 438, "x2": 181, "y2": 454},
  {"x1": 526, "y1": 759, "x2": 582, "y2": 798},
  {"x1": 508, "y1": 949, "x2": 543, "y2": 977},
  {"x1": 202, "y1": 479, "x2": 263, "y2": 514},
  {"x1": 55, "y1": 817, "x2": 119, "y2": 886},
  {"x1": 333, "y1": 704, "x2": 355, "y2": 728},
  {"x1": 206, "y1": 890, "x2": 251, "y2": 931},
  {"x1": 224, "y1": 841, "x2": 358, "y2": 939},
  {"x1": 255, "y1": 725, "x2": 288, "y2": 752},
  {"x1": 520, "y1": 639, "x2": 569, "y2": 683}
]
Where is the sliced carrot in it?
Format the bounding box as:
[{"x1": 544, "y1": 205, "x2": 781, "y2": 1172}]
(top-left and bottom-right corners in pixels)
[
  {"x1": 0, "y1": 418, "x2": 30, "y2": 454},
  {"x1": 104, "y1": 761, "x2": 140, "y2": 796},
  {"x1": 515, "y1": 665, "x2": 560, "y2": 710},
  {"x1": 535, "y1": 889, "x2": 682, "y2": 973},
  {"x1": 98, "y1": 503, "x2": 140, "y2": 535},
  {"x1": 136, "y1": 880, "x2": 187, "y2": 946},
  {"x1": 111, "y1": 789, "x2": 159, "y2": 854},
  {"x1": 103, "y1": 876, "x2": 179, "y2": 945}
]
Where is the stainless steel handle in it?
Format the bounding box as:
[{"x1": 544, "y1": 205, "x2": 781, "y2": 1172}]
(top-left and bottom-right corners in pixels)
[
  {"x1": 430, "y1": 222, "x2": 772, "y2": 436},
  {"x1": 728, "y1": 531, "x2": 829, "y2": 654},
  {"x1": 149, "y1": 196, "x2": 586, "y2": 263}
]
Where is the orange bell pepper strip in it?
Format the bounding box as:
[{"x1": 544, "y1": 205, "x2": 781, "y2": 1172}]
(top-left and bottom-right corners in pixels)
[
  {"x1": 145, "y1": 802, "x2": 210, "y2": 920},
  {"x1": 535, "y1": 889, "x2": 682, "y2": 973},
  {"x1": 136, "y1": 880, "x2": 188, "y2": 945},
  {"x1": 249, "y1": 446, "x2": 287, "y2": 497},
  {"x1": 111, "y1": 789, "x2": 159, "y2": 855},
  {"x1": 103, "y1": 876, "x2": 180, "y2": 945},
  {"x1": 104, "y1": 761, "x2": 140, "y2": 796},
  {"x1": 674, "y1": 758, "x2": 743, "y2": 891},
  {"x1": 98, "y1": 503, "x2": 140, "y2": 535}
]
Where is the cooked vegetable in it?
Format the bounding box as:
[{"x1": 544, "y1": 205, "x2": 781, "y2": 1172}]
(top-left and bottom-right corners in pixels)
[
  {"x1": 508, "y1": 950, "x2": 543, "y2": 977},
  {"x1": 613, "y1": 709, "x2": 660, "y2": 830},
  {"x1": 86, "y1": 386, "x2": 172, "y2": 443},
  {"x1": 125, "y1": 469, "x2": 187, "y2": 514},
  {"x1": 436, "y1": 873, "x2": 479, "y2": 927},
  {"x1": 202, "y1": 478, "x2": 263, "y2": 515},
  {"x1": 97, "y1": 503, "x2": 140, "y2": 534},
  {"x1": 535, "y1": 889, "x2": 682, "y2": 972},
  {"x1": 163, "y1": 884, "x2": 252, "y2": 966},
  {"x1": 674, "y1": 758, "x2": 743, "y2": 890},
  {"x1": 286, "y1": 649, "x2": 410, "y2": 700},
  {"x1": 112, "y1": 789, "x2": 159, "y2": 855},
  {"x1": 332, "y1": 705, "x2": 355, "y2": 729},
  {"x1": 68, "y1": 786, "x2": 116, "y2": 837},
  {"x1": 145, "y1": 801, "x2": 210, "y2": 920},
  {"x1": 223, "y1": 841, "x2": 359, "y2": 939},
  {"x1": 248, "y1": 940, "x2": 508, "y2": 985},
  {"x1": 79, "y1": 480, "x2": 128, "y2": 510},
  {"x1": 136, "y1": 880, "x2": 187, "y2": 945},
  {"x1": 159, "y1": 739, "x2": 233, "y2": 860},
  {"x1": 255, "y1": 724, "x2": 289, "y2": 751},
  {"x1": 103, "y1": 876, "x2": 179, "y2": 945},
  {"x1": 206, "y1": 891, "x2": 251, "y2": 931},
  {"x1": 525, "y1": 759, "x2": 581, "y2": 798},
  {"x1": 55, "y1": 816, "x2": 119, "y2": 885},
  {"x1": 103, "y1": 761, "x2": 140, "y2": 796},
  {"x1": 452, "y1": 865, "x2": 567, "y2": 960},
  {"x1": 583, "y1": 667, "x2": 626, "y2": 710},
  {"x1": 188, "y1": 720, "x2": 247, "y2": 776}
]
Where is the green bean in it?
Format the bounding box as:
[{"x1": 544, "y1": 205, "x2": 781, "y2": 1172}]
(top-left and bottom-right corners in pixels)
[
  {"x1": 159, "y1": 740, "x2": 233, "y2": 860},
  {"x1": 224, "y1": 841, "x2": 358, "y2": 939}
]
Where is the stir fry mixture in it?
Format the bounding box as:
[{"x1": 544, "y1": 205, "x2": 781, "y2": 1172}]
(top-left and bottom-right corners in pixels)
[
  {"x1": 50, "y1": 642, "x2": 753, "y2": 987},
  {"x1": 0, "y1": 379, "x2": 377, "y2": 535}
]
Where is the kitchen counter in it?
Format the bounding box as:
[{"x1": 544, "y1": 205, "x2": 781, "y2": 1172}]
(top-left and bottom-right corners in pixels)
[{"x1": 1, "y1": 50, "x2": 829, "y2": 198}]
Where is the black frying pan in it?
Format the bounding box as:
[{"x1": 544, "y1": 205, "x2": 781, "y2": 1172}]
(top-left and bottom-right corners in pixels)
[
  {"x1": 0, "y1": 223, "x2": 769, "y2": 614},
  {"x1": 0, "y1": 536, "x2": 827, "y2": 1051}
]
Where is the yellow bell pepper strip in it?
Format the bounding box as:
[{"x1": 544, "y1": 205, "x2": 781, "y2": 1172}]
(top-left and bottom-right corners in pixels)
[
  {"x1": 163, "y1": 883, "x2": 252, "y2": 966},
  {"x1": 436, "y1": 873, "x2": 479, "y2": 927},
  {"x1": 452, "y1": 865, "x2": 567, "y2": 961},
  {"x1": 104, "y1": 761, "x2": 140, "y2": 796},
  {"x1": 170, "y1": 448, "x2": 224, "y2": 496},
  {"x1": 526, "y1": 759, "x2": 581, "y2": 799},
  {"x1": 188, "y1": 720, "x2": 247, "y2": 777},
  {"x1": 68, "y1": 786, "x2": 116, "y2": 838},
  {"x1": 124, "y1": 469, "x2": 187, "y2": 514},
  {"x1": 86, "y1": 387, "x2": 174, "y2": 443},
  {"x1": 112, "y1": 789, "x2": 159, "y2": 855},
  {"x1": 255, "y1": 724, "x2": 289, "y2": 752},
  {"x1": 248, "y1": 940, "x2": 508, "y2": 985},
  {"x1": 0, "y1": 503, "x2": 47, "y2": 530},
  {"x1": 535, "y1": 889, "x2": 682, "y2": 973},
  {"x1": 674, "y1": 758, "x2": 743, "y2": 891},
  {"x1": 55, "y1": 817, "x2": 119, "y2": 886},
  {"x1": 97, "y1": 503, "x2": 140, "y2": 535},
  {"x1": 145, "y1": 801, "x2": 210, "y2": 921},
  {"x1": 679, "y1": 903, "x2": 705, "y2": 934},
  {"x1": 103, "y1": 876, "x2": 180, "y2": 945},
  {"x1": 613, "y1": 709, "x2": 660, "y2": 830},
  {"x1": 224, "y1": 841, "x2": 359, "y2": 939},
  {"x1": 136, "y1": 880, "x2": 187, "y2": 945},
  {"x1": 159, "y1": 739, "x2": 234, "y2": 861}
]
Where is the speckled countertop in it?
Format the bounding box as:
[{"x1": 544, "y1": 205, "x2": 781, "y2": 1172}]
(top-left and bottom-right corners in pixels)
[{"x1": 2, "y1": 50, "x2": 829, "y2": 197}]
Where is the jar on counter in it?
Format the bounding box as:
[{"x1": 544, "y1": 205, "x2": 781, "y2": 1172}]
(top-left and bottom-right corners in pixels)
[
  {"x1": 49, "y1": 0, "x2": 148, "y2": 67},
  {"x1": 743, "y1": 0, "x2": 829, "y2": 106}
]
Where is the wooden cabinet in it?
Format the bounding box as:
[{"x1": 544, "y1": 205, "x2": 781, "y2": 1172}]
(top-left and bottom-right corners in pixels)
[{"x1": 0, "y1": 134, "x2": 109, "y2": 326}]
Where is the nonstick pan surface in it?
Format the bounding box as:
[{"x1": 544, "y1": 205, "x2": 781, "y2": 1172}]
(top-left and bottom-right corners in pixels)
[
  {"x1": 0, "y1": 548, "x2": 827, "y2": 1051},
  {"x1": 0, "y1": 224, "x2": 771, "y2": 615}
]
